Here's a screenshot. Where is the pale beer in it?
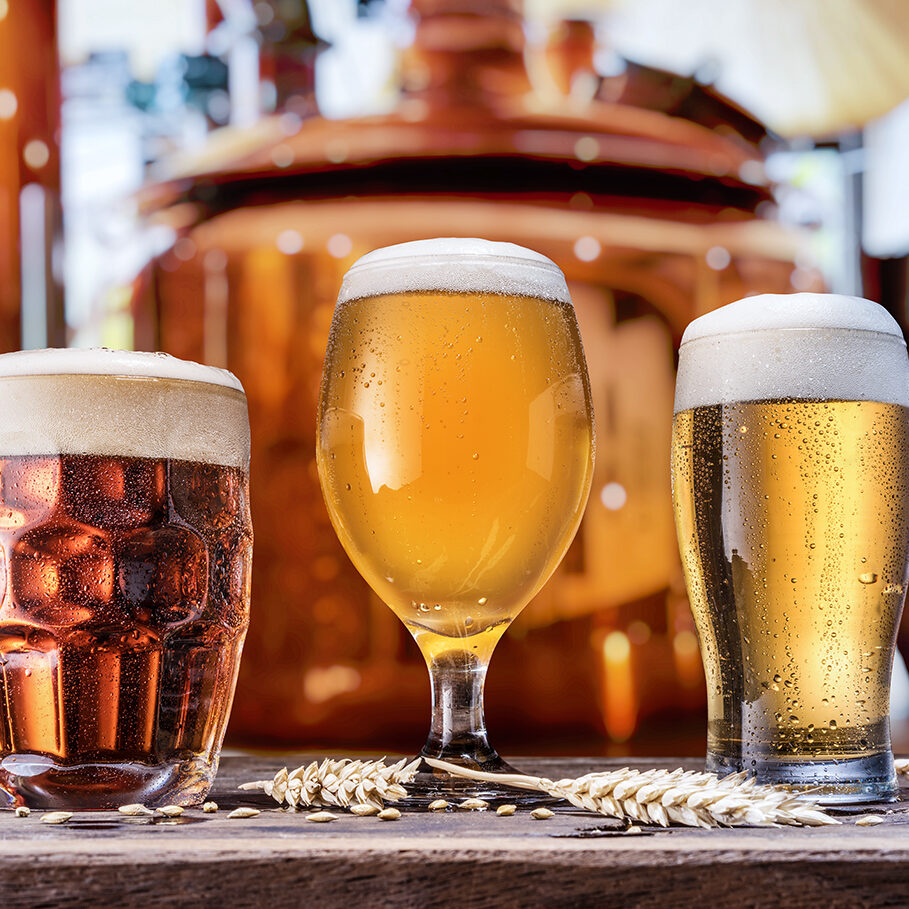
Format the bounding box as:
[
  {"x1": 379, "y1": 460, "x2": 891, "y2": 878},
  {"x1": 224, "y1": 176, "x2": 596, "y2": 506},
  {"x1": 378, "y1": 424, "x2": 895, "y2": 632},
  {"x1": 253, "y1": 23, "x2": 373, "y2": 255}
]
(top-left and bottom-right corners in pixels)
[
  {"x1": 317, "y1": 239, "x2": 594, "y2": 786},
  {"x1": 0, "y1": 351, "x2": 251, "y2": 808},
  {"x1": 672, "y1": 293, "x2": 909, "y2": 800},
  {"x1": 319, "y1": 289, "x2": 593, "y2": 664}
]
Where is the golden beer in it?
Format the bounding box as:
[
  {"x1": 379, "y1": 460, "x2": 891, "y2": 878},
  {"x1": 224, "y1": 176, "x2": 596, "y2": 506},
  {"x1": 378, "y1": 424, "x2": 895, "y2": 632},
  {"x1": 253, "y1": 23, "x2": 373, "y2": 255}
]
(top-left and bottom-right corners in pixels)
[
  {"x1": 317, "y1": 238, "x2": 594, "y2": 789},
  {"x1": 319, "y1": 289, "x2": 593, "y2": 665},
  {"x1": 672, "y1": 293, "x2": 909, "y2": 801}
]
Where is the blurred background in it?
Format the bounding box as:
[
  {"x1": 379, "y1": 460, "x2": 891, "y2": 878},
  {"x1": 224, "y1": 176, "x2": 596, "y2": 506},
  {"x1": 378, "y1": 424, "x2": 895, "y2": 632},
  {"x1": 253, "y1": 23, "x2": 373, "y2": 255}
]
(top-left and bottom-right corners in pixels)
[{"x1": 3, "y1": 0, "x2": 909, "y2": 756}]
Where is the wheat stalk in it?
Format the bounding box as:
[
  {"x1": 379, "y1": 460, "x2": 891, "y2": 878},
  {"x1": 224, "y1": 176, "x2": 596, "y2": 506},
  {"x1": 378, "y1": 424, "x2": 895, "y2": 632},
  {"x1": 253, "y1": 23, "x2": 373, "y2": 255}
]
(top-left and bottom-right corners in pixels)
[
  {"x1": 425, "y1": 758, "x2": 839, "y2": 828},
  {"x1": 240, "y1": 757, "x2": 420, "y2": 811}
]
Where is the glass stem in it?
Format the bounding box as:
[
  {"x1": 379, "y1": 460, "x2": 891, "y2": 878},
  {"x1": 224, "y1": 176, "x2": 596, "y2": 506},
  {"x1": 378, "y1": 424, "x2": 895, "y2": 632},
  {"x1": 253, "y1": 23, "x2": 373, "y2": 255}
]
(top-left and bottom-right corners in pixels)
[{"x1": 420, "y1": 649, "x2": 503, "y2": 769}]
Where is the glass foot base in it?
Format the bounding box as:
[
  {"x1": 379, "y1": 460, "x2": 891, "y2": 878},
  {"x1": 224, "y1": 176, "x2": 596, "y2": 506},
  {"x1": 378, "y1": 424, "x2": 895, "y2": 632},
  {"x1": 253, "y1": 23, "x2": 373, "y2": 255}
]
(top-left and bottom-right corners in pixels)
[
  {"x1": 0, "y1": 752, "x2": 217, "y2": 809},
  {"x1": 708, "y1": 750, "x2": 898, "y2": 805},
  {"x1": 400, "y1": 756, "x2": 557, "y2": 810}
]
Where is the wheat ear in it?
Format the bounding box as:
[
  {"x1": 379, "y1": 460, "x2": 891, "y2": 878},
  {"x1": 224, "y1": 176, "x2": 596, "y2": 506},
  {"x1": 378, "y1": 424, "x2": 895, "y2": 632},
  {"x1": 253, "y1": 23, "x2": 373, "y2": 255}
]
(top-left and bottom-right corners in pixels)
[
  {"x1": 240, "y1": 757, "x2": 421, "y2": 811},
  {"x1": 425, "y1": 758, "x2": 838, "y2": 828}
]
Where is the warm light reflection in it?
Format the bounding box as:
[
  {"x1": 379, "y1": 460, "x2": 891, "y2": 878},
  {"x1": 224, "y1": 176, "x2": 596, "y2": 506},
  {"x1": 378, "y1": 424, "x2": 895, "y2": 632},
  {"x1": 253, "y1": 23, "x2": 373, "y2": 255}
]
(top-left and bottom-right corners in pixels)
[
  {"x1": 327, "y1": 233, "x2": 353, "y2": 258},
  {"x1": 0, "y1": 89, "x2": 16, "y2": 120},
  {"x1": 303, "y1": 665, "x2": 361, "y2": 704},
  {"x1": 573, "y1": 235, "x2": 601, "y2": 261},
  {"x1": 705, "y1": 245, "x2": 731, "y2": 270},
  {"x1": 276, "y1": 229, "x2": 304, "y2": 254},
  {"x1": 627, "y1": 620, "x2": 651, "y2": 645},
  {"x1": 573, "y1": 136, "x2": 598, "y2": 162},
  {"x1": 270, "y1": 143, "x2": 294, "y2": 168},
  {"x1": 173, "y1": 237, "x2": 196, "y2": 261},
  {"x1": 673, "y1": 630, "x2": 702, "y2": 687},
  {"x1": 23, "y1": 139, "x2": 50, "y2": 169},
  {"x1": 602, "y1": 630, "x2": 636, "y2": 741},
  {"x1": 600, "y1": 481, "x2": 627, "y2": 510}
]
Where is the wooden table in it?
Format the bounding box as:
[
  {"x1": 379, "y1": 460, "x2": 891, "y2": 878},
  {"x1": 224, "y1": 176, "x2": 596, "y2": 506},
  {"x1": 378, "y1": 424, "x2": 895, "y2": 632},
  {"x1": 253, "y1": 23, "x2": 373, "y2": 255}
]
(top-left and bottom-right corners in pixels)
[{"x1": 3, "y1": 756, "x2": 909, "y2": 908}]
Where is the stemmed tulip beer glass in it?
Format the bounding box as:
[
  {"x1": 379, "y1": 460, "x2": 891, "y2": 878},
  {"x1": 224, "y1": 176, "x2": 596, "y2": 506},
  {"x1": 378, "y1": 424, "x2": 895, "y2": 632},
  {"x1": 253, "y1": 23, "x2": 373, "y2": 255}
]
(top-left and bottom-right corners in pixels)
[{"x1": 316, "y1": 239, "x2": 595, "y2": 800}]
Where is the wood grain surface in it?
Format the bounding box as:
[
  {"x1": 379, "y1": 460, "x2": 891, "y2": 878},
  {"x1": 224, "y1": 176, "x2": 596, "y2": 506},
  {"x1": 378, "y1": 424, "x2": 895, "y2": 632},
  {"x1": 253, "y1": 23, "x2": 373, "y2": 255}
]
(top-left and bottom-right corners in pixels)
[{"x1": 3, "y1": 755, "x2": 909, "y2": 908}]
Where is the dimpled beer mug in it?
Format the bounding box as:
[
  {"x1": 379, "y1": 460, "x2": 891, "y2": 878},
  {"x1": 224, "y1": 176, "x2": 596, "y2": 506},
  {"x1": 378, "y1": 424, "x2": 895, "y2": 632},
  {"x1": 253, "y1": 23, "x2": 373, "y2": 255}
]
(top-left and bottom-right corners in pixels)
[
  {"x1": 672, "y1": 293, "x2": 909, "y2": 802},
  {"x1": 0, "y1": 349, "x2": 252, "y2": 808},
  {"x1": 317, "y1": 238, "x2": 594, "y2": 799}
]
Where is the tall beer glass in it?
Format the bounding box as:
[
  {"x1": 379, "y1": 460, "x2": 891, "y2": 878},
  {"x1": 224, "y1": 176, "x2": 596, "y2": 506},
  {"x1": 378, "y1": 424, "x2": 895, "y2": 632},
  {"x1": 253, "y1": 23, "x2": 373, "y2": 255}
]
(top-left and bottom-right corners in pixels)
[
  {"x1": 317, "y1": 239, "x2": 594, "y2": 797},
  {"x1": 0, "y1": 349, "x2": 252, "y2": 808},
  {"x1": 672, "y1": 293, "x2": 909, "y2": 802}
]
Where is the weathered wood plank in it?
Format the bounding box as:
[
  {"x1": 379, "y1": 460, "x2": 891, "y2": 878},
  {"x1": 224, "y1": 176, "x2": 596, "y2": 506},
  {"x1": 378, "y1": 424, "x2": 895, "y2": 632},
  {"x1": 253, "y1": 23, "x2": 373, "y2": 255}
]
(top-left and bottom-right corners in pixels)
[{"x1": 2, "y1": 756, "x2": 908, "y2": 908}]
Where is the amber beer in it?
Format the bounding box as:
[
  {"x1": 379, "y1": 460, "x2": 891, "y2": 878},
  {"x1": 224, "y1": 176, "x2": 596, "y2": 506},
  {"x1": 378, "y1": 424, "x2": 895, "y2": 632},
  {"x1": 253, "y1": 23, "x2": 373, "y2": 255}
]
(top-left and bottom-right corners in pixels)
[
  {"x1": 319, "y1": 286, "x2": 593, "y2": 665},
  {"x1": 317, "y1": 239, "x2": 593, "y2": 790},
  {"x1": 0, "y1": 350, "x2": 251, "y2": 808},
  {"x1": 672, "y1": 293, "x2": 909, "y2": 801}
]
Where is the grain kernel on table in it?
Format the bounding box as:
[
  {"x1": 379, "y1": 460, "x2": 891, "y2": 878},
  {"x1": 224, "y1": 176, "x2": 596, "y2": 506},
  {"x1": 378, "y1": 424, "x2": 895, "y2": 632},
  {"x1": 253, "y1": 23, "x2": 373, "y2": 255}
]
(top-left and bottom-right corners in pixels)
[
  {"x1": 307, "y1": 811, "x2": 338, "y2": 823},
  {"x1": 14, "y1": 806, "x2": 30, "y2": 817},
  {"x1": 351, "y1": 804, "x2": 379, "y2": 816},
  {"x1": 377, "y1": 808, "x2": 401, "y2": 821},
  {"x1": 496, "y1": 804, "x2": 516, "y2": 816},
  {"x1": 458, "y1": 799, "x2": 488, "y2": 811},
  {"x1": 41, "y1": 812, "x2": 73, "y2": 825},
  {"x1": 203, "y1": 802, "x2": 219, "y2": 813},
  {"x1": 428, "y1": 799, "x2": 449, "y2": 812},
  {"x1": 156, "y1": 805, "x2": 184, "y2": 817},
  {"x1": 119, "y1": 804, "x2": 154, "y2": 816},
  {"x1": 530, "y1": 808, "x2": 554, "y2": 820},
  {"x1": 855, "y1": 815, "x2": 885, "y2": 827},
  {"x1": 228, "y1": 808, "x2": 260, "y2": 819}
]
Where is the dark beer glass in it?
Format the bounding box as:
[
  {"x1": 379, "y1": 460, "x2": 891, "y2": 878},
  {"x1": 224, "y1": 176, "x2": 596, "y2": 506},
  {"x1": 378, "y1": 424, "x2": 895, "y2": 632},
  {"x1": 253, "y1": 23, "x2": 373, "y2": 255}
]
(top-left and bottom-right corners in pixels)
[{"x1": 0, "y1": 349, "x2": 252, "y2": 808}]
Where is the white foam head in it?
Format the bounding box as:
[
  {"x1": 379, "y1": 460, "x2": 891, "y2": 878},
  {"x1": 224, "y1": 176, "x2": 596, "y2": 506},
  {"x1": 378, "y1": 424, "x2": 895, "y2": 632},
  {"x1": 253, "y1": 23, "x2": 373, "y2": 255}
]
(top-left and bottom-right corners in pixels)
[
  {"x1": 338, "y1": 238, "x2": 571, "y2": 305},
  {"x1": 0, "y1": 348, "x2": 243, "y2": 389},
  {"x1": 0, "y1": 348, "x2": 249, "y2": 467},
  {"x1": 675, "y1": 293, "x2": 909, "y2": 413}
]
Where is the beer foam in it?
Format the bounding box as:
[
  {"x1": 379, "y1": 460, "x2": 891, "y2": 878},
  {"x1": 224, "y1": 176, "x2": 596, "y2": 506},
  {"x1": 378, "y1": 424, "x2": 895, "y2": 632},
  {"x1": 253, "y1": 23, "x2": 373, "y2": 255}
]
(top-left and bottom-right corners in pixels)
[
  {"x1": 0, "y1": 348, "x2": 243, "y2": 390},
  {"x1": 0, "y1": 349, "x2": 249, "y2": 467},
  {"x1": 338, "y1": 238, "x2": 571, "y2": 305},
  {"x1": 675, "y1": 293, "x2": 909, "y2": 412}
]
